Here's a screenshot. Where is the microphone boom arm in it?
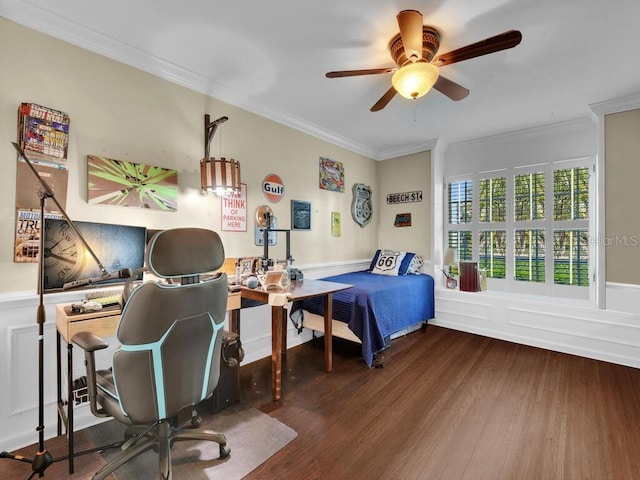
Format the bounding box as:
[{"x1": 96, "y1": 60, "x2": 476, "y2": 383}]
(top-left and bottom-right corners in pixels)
[{"x1": 12, "y1": 142, "x2": 109, "y2": 277}]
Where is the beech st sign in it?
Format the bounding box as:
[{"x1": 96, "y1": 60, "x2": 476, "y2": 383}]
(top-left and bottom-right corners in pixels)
[{"x1": 386, "y1": 190, "x2": 423, "y2": 204}]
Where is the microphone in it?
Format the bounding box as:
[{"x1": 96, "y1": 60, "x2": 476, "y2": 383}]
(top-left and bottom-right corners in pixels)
[{"x1": 63, "y1": 268, "x2": 133, "y2": 290}]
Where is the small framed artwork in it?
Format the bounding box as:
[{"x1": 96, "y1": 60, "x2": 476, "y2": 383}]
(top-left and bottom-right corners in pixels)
[
  {"x1": 394, "y1": 212, "x2": 412, "y2": 227},
  {"x1": 331, "y1": 212, "x2": 341, "y2": 237},
  {"x1": 291, "y1": 200, "x2": 311, "y2": 230},
  {"x1": 319, "y1": 157, "x2": 345, "y2": 192}
]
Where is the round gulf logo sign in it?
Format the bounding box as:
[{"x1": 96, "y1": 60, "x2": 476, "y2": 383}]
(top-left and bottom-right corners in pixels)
[{"x1": 262, "y1": 174, "x2": 285, "y2": 203}]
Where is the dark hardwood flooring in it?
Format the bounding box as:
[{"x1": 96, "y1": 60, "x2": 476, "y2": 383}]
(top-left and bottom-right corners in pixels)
[{"x1": 2, "y1": 325, "x2": 640, "y2": 479}]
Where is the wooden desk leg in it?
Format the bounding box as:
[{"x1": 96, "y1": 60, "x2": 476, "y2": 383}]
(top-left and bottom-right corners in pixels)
[
  {"x1": 230, "y1": 309, "x2": 240, "y2": 336},
  {"x1": 324, "y1": 293, "x2": 333, "y2": 373},
  {"x1": 271, "y1": 305, "x2": 284, "y2": 401},
  {"x1": 67, "y1": 343, "x2": 74, "y2": 474}
]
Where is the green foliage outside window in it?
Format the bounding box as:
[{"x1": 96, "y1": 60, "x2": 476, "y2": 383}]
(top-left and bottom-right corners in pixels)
[
  {"x1": 554, "y1": 230, "x2": 589, "y2": 286},
  {"x1": 478, "y1": 230, "x2": 506, "y2": 278},
  {"x1": 553, "y1": 167, "x2": 589, "y2": 221},
  {"x1": 514, "y1": 229, "x2": 545, "y2": 282},
  {"x1": 479, "y1": 177, "x2": 506, "y2": 222},
  {"x1": 514, "y1": 172, "x2": 545, "y2": 221}
]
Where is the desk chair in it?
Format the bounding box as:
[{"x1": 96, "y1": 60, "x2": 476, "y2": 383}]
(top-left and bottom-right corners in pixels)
[{"x1": 72, "y1": 228, "x2": 230, "y2": 480}]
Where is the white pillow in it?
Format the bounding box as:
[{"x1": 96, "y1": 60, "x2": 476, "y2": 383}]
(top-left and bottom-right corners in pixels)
[
  {"x1": 371, "y1": 250, "x2": 406, "y2": 276},
  {"x1": 407, "y1": 254, "x2": 424, "y2": 274}
]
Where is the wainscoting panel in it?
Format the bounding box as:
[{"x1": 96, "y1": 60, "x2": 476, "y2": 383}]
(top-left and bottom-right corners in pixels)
[
  {"x1": 435, "y1": 295, "x2": 493, "y2": 324},
  {"x1": 8, "y1": 323, "x2": 58, "y2": 415},
  {"x1": 432, "y1": 288, "x2": 640, "y2": 370}
]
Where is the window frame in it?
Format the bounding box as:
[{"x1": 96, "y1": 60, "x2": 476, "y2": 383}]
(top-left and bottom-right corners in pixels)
[{"x1": 445, "y1": 158, "x2": 593, "y2": 299}]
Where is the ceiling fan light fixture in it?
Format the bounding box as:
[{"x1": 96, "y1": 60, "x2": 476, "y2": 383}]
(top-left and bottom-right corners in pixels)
[{"x1": 391, "y1": 62, "x2": 439, "y2": 100}]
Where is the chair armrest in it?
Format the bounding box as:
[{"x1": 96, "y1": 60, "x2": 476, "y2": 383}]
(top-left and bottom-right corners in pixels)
[{"x1": 72, "y1": 331, "x2": 109, "y2": 352}]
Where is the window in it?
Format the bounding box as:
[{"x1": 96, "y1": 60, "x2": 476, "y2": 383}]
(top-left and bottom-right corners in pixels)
[
  {"x1": 553, "y1": 167, "x2": 589, "y2": 221},
  {"x1": 479, "y1": 177, "x2": 506, "y2": 222},
  {"x1": 553, "y1": 229, "x2": 589, "y2": 286},
  {"x1": 445, "y1": 160, "x2": 591, "y2": 298},
  {"x1": 479, "y1": 230, "x2": 506, "y2": 278},
  {"x1": 514, "y1": 172, "x2": 545, "y2": 221},
  {"x1": 514, "y1": 229, "x2": 545, "y2": 282},
  {"x1": 448, "y1": 180, "x2": 472, "y2": 224}
]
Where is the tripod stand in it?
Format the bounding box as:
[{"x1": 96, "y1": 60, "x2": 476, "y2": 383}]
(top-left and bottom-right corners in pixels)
[{"x1": 0, "y1": 142, "x2": 111, "y2": 479}]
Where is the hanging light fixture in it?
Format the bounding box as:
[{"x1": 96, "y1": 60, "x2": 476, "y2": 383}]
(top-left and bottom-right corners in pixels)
[
  {"x1": 200, "y1": 114, "x2": 241, "y2": 196},
  {"x1": 391, "y1": 62, "x2": 439, "y2": 100}
]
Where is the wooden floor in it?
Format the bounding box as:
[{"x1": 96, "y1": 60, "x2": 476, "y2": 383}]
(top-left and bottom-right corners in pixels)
[{"x1": 3, "y1": 325, "x2": 640, "y2": 479}]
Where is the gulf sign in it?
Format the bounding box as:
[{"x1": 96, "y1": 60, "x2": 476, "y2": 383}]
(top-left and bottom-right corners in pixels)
[{"x1": 262, "y1": 174, "x2": 285, "y2": 202}]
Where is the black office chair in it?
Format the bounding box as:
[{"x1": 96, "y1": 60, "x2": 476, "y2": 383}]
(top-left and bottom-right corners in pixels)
[{"x1": 72, "y1": 228, "x2": 230, "y2": 480}]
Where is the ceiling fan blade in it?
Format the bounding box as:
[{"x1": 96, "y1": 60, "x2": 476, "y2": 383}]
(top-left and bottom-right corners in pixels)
[
  {"x1": 326, "y1": 68, "x2": 396, "y2": 78},
  {"x1": 433, "y1": 30, "x2": 522, "y2": 67},
  {"x1": 433, "y1": 75, "x2": 469, "y2": 101},
  {"x1": 370, "y1": 86, "x2": 397, "y2": 112},
  {"x1": 397, "y1": 10, "x2": 424, "y2": 62}
]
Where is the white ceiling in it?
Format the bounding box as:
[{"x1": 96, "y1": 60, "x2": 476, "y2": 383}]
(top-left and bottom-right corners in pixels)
[{"x1": 3, "y1": 0, "x2": 640, "y2": 159}]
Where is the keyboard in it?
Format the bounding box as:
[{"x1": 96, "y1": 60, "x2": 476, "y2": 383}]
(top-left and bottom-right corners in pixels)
[{"x1": 84, "y1": 288, "x2": 123, "y2": 307}]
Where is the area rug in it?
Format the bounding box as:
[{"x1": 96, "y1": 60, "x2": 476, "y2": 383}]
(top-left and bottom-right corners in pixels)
[{"x1": 85, "y1": 403, "x2": 297, "y2": 479}]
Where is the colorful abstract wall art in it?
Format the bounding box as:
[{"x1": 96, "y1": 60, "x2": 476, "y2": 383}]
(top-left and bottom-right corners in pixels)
[{"x1": 87, "y1": 155, "x2": 178, "y2": 211}]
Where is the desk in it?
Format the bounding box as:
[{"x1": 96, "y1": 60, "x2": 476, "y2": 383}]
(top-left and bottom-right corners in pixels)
[
  {"x1": 237, "y1": 279, "x2": 352, "y2": 401},
  {"x1": 55, "y1": 292, "x2": 240, "y2": 473}
]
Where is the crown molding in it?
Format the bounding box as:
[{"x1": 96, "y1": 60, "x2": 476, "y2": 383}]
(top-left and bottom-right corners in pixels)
[
  {"x1": 376, "y1": 138, "x2": 438, "y2": 160},
  {"x1": 1, "y1": 2, "x2": 380, "y2": 159},
  {"x1": 589, "y1": 92, "x2": 640, "y2": 116}
]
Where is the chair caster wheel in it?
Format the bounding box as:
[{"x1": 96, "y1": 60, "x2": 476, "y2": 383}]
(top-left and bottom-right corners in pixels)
[{"x1": 219, "y1": 444, "x2": 231, "y2": 458}]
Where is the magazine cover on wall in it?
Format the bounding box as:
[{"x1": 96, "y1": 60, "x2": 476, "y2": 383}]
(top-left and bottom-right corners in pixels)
[
  {"x1": 291, "y1": 200, "x2": 311, "y2": 230},
  {"x1": 18, "y1": 103, "x2": 70, "y2": 165},
  {"x1": 13, "y1": 210, "x2": 63, "y2": 263},
  {"x1": 221, "y1": 183, "x2": 247, "y2": 231},
  {"x1": 87, "y1": 155, "x2": 178, "y2": 211},
  {"x1": 319, "y1": 157, "x2": 345, "y2": 192}
]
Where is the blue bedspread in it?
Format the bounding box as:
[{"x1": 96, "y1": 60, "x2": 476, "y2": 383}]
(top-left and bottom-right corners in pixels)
[{"x1": 290, "y1": 271, "x2": 435, "y2": 367}]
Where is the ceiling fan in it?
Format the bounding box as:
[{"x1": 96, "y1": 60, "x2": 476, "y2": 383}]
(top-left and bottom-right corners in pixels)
[{"x1": 326, "y1": 10, "x2": 522, "y2": 112}]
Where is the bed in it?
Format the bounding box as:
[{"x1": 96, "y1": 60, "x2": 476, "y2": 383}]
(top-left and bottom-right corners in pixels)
[{"x1": 289, "y1": 267, "x2": 435, "y2": 367}]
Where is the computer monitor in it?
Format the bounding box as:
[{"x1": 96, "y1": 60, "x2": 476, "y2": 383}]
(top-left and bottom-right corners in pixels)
[{"x1": 43, "y1": 219, "x2": 146, "y2": 292}]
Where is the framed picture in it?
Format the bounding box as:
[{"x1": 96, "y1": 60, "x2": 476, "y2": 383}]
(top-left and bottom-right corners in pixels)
[
  {"x1": 87, "y1": 155, "x2": 178, "y2": 211},
  {"x1": 394, "y1": 212, "x2": 412, "y2": 227},
  {"x1": 319, "y1": 157, "x2": 345, "y2": 192},
  {"x1": 331, "y1": 212, "x2": 341, "y2": 237},
  {"x1": 291, "y1": 200, "x2": 311, "y2": 230}
]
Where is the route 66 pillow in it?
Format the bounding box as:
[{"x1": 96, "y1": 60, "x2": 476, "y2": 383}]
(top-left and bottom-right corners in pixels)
[{"x1": 370, "y1": 250, "x2": 406, "y2": 276}]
